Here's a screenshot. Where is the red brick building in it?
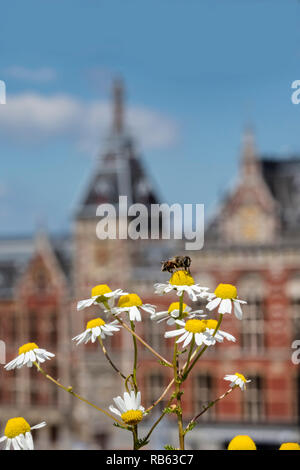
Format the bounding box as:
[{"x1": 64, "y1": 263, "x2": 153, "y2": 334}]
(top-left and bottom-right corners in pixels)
[{"x1": 1, "y1": 80, "x2": 300, "y2": 449}]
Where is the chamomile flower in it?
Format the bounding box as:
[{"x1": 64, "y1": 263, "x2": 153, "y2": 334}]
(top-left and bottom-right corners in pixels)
[
  {"x1": 109, "y1": 391, "x2": 145, "y2": 426},
  {"x1": 154, "y1": 271, "x2": 209, "y2": 302},
  {"x1": 206, "y1": 283, "x2": 247, "y2": 319},
  {"x1": 0, "y1": 417, "x2": 46, "y2": 450},
  {"x1": 72, "y1": 317, "x2": 122, "y2": 345},
  {"x1": 164, "y1": 319, "x2": 235, "y2": 348},
  {"x1": 4, "y1": 343, "x2": 54, "y2": 370},
  {"x1": 224, "y1": 373, "x2": 251, "y2": 390},
  {"x1": 110, "y1": 293, "x2": 156, "y2": 322},
  {"x1": 151, "y1": 301, "x2": 205, "y2": 326},
  {"x1": 77, "y1": 284, "x2": 127, "y2": 311},
  {"x1": 227, "y1": 435, "x2": 256, "y2": 450}
]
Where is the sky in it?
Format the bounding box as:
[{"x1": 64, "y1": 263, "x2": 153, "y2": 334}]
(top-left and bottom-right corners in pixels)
[{"x1": 0, "y1": 0, "x2": 300, "y2": 235}]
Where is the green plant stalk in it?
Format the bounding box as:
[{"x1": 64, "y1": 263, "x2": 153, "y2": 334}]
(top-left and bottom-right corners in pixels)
[
  {"x1": 182, "y1": 313, "x2": 223, "y2": 378},
  {"x1": 184, "y1": 386, "x2": 235, "y2": 434},
  {"x1": 182, "y1": 337, "x2": 195, "y2": 377},
  {"x1": 34, "y1": 362, "x2": 124, "y2": 426},
  {"x1": 97, "y1": 336, "x2": 126, "y2": 380},
  {"x1": 174, "y1": 293, "x2": 185, "y2": 450},
  {"x1": 130, "y1": 320, "x2": 138, "y2": 393},
  {"x1": 144, "y1": 395, "x2": 175, "y2": 443},
  {"x1": 116, "y1": 317, "x2": 173, "y2": 367},
  {"x1": 133, "y1": 424, "x2": 138, "y2": 450}
]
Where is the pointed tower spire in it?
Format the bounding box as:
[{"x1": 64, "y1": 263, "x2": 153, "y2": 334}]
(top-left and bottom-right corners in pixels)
[
  {"x1": 240, "y1": 125, "x2": 261, "y2": 181},
  {"x1": 112, "y1": 78, "x2": 124, "y2": 134}
]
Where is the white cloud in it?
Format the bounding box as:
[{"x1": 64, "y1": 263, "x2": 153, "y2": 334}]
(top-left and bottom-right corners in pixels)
[
  {"x1": 0, "y1": 93, "x2": 178, "y2": 152},
  {"x1": 4, "y1": 66, "x2": 57, "y2": 82}
]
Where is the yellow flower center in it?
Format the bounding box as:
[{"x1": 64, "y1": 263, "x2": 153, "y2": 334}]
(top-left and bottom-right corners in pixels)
[
  {"x1": 169, "y1": 271, "x2": 195, "y2": 286},
  {"x1": 227, "y1": 435, "x2": 256, "y2": 450},
  {"x1": 91, "y1": 284, "x2": 112, "y2": 299},
  {"x1": 184, "y1": 319, "x2": 207, "y2": 334},
  {"x1": 168, "y1": 302, "x2": 187, "y2": 313},
  {"x1": 214, "y1": 283, "x2": 237, "y2": 299},
  {"x1": 4, "y1": 417, "x2": 31, "y2": 438},
  {"x1": 202, "y1": 319, "x2": 218, "y2": 330},
  {"x1": 121, "y1": 410, "x2": 143, "y2": 425},
  {"x1": 235, "y1": 373, "x2": 247, "y2": 383},
  {"x1": 118, "y1": 293, "x2": 142, "y2": 308},
  {"x1": 279, "y1": 443, "x2": 300, "y2": 450},
  {"x1": 86, "y1": 318, "x2": 105, "y2": 329},
  {"x1": 18, "y1": 343, "x2": 38, "y2": 355}
]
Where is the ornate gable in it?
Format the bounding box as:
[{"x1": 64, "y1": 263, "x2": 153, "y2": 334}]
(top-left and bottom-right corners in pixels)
[
  {"x1": 16, "y1": 231, "x2": 69, "y2": 299},
  {"x1": 210, "y1": 129, "x2": 279, "y2": 245}
]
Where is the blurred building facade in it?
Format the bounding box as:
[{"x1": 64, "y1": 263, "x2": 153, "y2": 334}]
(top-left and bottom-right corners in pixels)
[{"x1": 1, "y1": 80, "x2": 300, "y2": 449}]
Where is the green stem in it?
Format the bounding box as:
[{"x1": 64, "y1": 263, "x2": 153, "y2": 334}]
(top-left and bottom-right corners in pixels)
[
  {"x1": 132, "y1": 425, "x2": 138, "y2": 450},
  {"x1": 34, "y1": 362, "x2": 124, "y2": 426},
  {"x1": 130, "y1": 320, "x2": 138, "y2": 393},
  {"x1": 184, "y1": 386, "x2": 235, "y2": 434},
  {"x1": 117, "y1": 317, "x2": 172, "y2": 367},
  {"x1": 144, "y1": 396, "x2": 174, "y2": 443},
  {"x1": 174, "y1": 293, "x2": 185, "y2": 450},
  {"x1": 97, "y1": 336, "x2": 126, "y2": 380},
  {"x1": 182, "y1": 314, "x2": 223, "y2": 378},
  {"x1": 182, "y1": 337, "x2": 195, "y2": 377}
]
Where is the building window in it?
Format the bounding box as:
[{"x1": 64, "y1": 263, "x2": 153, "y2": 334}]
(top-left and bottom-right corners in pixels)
[
  {"x1": 242, "y1": 375, "x2": 264, "y2": 422},
  {"x1": 193, "y1": 373, "x2": 214, "y2": 421},
  {"x1": 238, "y1": 274, "x2": 265, "y2": 355},
  {"x1": 143, "y1": 317, "x2": 166, "y2": 355},
  {"x1": 49, "y1": 312, "x2": 58, "y2": 344},
  {"x1": 291, "y1": 299, "x2": 300, "y2": 342},
  {"x1": 240, "y1": 298, "x2": 264, "y2": 354},
  {"x1": 28, "y1": 311, "x2": 38, "y2": 340},
  {"x1": 145, "y1": 371, "x2": 165, "y2": 411}
]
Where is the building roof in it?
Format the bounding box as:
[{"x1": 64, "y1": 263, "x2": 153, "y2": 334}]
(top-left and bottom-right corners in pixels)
[
  {"x1": 261, "y1": 157, "x2": 300, "y2": 238},
  {"x1": 76, "y1": 80, "x2": 160, "y2": 219},
  {"x1": 0, "y1": 234, "x2": 72, "y2": 298}
]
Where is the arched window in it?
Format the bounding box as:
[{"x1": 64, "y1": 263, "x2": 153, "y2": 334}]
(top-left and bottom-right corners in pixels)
[{"x1": 238, "y1": 274, "x2": 265, "y2": 355}]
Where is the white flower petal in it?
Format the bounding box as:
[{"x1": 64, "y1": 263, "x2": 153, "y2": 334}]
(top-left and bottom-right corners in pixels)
[
  {"x1": 25, "y1": 432, "x2": 34, "y2": 450},
  {"x1": 233, "y1": 300, "x2": 243, "y2": 320},
  {"x1": 206, "y1": 297, "x2": 221, "y2": 311},
  {"x1": 219, "y1": 298, "x2": 232, "y2": 314},
  {"x1": 77, "y1": 298, "x2": 95, "y2": 310}
]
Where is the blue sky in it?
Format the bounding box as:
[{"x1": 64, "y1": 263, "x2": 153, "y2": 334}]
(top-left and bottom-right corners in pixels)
[{"x1": 0, "y1": 0, "x2": 300, "y2": 235}]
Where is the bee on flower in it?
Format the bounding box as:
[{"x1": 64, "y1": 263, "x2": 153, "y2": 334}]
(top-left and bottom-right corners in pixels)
[
  {"x1": 164, "y1": 318, "x2": 235, "y2": 348},
  {"x1": 151, "y1": 301, "x2": 205, "y2": 326},
  {"x1": 77, "y1": 284, "x2": 127, "y2": 311},
  {"x1": 4, "y1": 343, "x2": 54, "y2": 370},
  {"x1": 0, "y1": 417, "x2": 46, "y2": 450},
  {"x1": 109, "y1": 293, "x2": 156, "y2": 322},
  {"x1": 154, "y1": 270, "x2": 209, "y2": 302},
  {"x1": 72, "y1": 317, "x2": 122, "y2": 345},
  {"x1": 224, "y1": 373, "x2": 251, "y2": 390},
  {"x1": 109, "y1": 391, "x2": 145, "y2": 426},
  {"x1": 206, "y1": 283, "x2": 247, "y2": 319}
]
